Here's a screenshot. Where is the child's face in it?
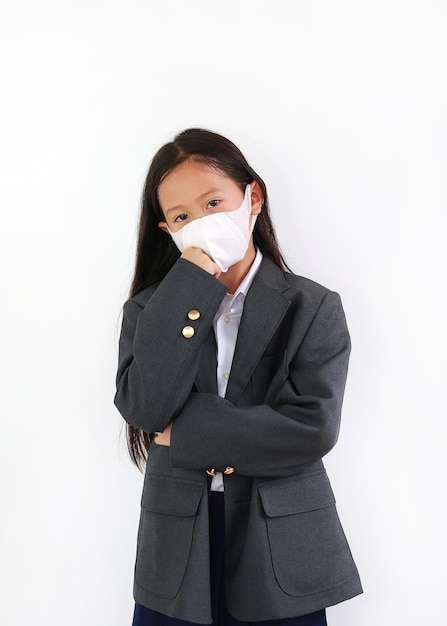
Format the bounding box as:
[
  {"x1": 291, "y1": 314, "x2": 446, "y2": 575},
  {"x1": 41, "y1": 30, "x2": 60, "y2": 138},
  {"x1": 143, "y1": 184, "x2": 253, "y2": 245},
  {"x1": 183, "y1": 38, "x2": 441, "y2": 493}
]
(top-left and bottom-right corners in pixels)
[{"x1": 157, "y1": 159, "x2": 246, "y2": 234}]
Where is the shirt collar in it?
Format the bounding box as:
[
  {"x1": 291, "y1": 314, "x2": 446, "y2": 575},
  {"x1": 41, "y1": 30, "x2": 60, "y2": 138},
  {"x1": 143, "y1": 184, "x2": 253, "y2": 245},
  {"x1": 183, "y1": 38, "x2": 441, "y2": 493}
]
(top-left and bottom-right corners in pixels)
[
  {"x1": 215, "y1": 249, "x2": 263, "y2": 319},
  {"x1": 231, "y1": 248, "x2": 263, "y2": 300}
]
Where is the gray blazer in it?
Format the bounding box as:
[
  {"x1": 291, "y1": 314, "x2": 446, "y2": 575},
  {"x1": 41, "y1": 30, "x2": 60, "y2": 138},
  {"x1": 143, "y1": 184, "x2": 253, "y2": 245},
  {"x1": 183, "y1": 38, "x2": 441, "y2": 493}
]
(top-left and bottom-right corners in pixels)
[{"x1": 114, "y1": 257, "x2": 362, "y2": 623}]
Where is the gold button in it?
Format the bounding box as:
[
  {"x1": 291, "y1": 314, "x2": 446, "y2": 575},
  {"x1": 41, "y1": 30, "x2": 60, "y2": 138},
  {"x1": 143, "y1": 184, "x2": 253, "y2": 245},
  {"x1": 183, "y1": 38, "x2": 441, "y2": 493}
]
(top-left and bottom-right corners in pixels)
[
  {"x1": 206, "y1": 468, "x2": 216, "y2": 476},
  {"x1": 223, "y1": 466, "x2": 235, "y2": 475},
  {"x1": 182, "y1": 326, "x2": 194, "y2": 338},
  {"x1": 188, "y1": 309, "x2": 200, "y2": 321}
]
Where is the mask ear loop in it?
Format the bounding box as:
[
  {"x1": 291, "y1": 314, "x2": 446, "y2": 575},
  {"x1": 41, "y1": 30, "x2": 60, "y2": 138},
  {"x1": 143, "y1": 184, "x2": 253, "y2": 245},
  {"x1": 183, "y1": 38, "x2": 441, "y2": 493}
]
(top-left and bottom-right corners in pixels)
[{"x1": 245, "y1": 184, "x2": 258, "y2": 234}]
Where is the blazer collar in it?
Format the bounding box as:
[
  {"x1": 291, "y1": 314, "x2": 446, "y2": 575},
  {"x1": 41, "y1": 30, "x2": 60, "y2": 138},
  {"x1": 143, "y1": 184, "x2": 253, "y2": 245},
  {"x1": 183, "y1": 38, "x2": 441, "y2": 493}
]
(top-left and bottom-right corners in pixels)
[
  {"x1": 224, "y1": 258, "x2": 290, "y2": 403},
  {"x1": 195, "y1": 257, "x2": 291, "y2": 401}
]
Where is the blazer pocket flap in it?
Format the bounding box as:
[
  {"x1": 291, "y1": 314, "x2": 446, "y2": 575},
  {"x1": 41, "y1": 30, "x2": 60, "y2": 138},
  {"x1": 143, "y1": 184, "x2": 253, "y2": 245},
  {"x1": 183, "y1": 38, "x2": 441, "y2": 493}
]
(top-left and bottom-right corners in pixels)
[
  {"x1": 141, "y1": 475, "x2": 204, "y2": 517},
  {"x1": 258, "y1": 470, "x2": 335, "y2": 517}
]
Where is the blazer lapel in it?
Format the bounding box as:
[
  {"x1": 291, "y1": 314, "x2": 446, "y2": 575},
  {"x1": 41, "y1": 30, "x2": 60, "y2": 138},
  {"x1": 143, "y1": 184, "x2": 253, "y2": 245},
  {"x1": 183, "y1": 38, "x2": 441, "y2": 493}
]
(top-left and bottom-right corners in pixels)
[{"x1": 225, "y1": 259, "x2": 290, "y2": 404}]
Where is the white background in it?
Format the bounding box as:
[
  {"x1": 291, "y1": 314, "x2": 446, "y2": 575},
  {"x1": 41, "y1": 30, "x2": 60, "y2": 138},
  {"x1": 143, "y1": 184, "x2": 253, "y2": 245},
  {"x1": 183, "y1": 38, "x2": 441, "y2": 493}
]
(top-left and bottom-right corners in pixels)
[{"x1": 1, "y1": 1, "x2": 446, "y2": 624}]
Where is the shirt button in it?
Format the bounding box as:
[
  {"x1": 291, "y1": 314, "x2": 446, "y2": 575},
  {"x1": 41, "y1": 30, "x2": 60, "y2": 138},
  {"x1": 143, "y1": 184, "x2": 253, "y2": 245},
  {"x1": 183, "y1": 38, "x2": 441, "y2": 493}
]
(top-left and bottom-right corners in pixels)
[
  {"x1": 224, "y1": 372, "x2": 229, "y2": 381},
  {"x1": 224, "y1": 315, "x2": 230, "y2": 323},
  {"x1": 182, "y1": 326, "x2": 194, "y2": 338}
]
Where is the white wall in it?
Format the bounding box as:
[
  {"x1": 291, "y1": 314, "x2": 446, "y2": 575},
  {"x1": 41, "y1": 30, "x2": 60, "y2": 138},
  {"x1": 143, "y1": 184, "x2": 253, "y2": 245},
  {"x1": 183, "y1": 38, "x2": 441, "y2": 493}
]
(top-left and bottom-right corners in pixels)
[{"x1": 1, "y1": 1, "x2": 446, "y2": 624}]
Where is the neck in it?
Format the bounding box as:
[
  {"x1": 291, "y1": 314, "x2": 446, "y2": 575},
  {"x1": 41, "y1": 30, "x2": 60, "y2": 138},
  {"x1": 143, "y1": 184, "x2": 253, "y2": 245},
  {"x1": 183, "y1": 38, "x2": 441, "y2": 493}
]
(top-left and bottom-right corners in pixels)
[{"x1": 218, "y1": 242, "x2": 257, "y2": 295}]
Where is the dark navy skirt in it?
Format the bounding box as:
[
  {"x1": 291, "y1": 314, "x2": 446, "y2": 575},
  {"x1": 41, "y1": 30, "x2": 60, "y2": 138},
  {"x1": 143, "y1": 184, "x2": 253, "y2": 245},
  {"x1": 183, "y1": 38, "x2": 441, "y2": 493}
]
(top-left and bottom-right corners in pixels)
[{"x1": 132, "y1": 492, "x2": 327, "y2": 626}]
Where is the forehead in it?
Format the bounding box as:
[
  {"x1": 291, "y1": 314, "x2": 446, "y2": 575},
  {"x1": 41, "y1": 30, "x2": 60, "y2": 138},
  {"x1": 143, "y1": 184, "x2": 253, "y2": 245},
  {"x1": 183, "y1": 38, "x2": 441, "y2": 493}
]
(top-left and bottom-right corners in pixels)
[{"x1": 158, "y1": 160, "x2": 237, "y2": 208}]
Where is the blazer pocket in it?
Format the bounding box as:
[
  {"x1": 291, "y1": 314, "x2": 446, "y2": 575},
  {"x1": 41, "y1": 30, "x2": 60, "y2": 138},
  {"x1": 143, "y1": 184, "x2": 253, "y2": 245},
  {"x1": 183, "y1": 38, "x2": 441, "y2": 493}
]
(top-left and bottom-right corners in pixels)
[
  {"x1": 258, "y1": 470, "x2": 356, "y2": 596},
  {"x1": 135, "y1": 475, "x2": 204, "y2": 599}
]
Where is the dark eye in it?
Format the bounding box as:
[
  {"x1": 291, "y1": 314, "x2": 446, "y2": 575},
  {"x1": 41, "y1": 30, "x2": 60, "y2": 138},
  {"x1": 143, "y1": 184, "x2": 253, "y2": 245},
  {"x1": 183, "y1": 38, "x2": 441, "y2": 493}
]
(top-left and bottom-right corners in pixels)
[
  {"x1": 206, "y1": 199, "x2": 220, "y2": 209},
  {"x1": 174, "y1": 213, "x2": 189, "y2": 223}
]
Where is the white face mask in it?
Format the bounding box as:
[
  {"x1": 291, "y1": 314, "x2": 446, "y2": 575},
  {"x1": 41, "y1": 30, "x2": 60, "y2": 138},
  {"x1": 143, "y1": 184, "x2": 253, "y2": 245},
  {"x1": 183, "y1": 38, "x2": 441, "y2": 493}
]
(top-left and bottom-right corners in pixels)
[{"x1": 167, "y1": 184, "x2": 256, "y2": 272}]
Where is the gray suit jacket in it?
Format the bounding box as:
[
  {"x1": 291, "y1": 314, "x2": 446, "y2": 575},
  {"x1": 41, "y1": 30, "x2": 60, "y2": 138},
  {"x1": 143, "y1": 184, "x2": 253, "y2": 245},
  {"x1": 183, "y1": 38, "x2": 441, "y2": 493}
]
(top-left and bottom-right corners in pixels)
[{"x1": 114, "y1": 257, "x2": 362, "y2": 623}]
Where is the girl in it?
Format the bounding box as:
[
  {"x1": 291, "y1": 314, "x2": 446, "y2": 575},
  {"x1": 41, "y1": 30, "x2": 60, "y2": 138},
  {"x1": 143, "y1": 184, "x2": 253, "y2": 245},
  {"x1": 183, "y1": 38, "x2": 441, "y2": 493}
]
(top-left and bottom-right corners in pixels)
[{"x1": 114, "y1": 128, "x2": 362, "y2": 626}]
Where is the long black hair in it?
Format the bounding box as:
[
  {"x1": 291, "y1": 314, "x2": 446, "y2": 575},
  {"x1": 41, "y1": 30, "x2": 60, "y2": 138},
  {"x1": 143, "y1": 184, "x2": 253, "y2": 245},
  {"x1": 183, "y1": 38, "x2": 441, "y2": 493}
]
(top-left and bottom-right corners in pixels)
[{"x1": 127, "y1": 128, "x2": 290, "y2": 468}]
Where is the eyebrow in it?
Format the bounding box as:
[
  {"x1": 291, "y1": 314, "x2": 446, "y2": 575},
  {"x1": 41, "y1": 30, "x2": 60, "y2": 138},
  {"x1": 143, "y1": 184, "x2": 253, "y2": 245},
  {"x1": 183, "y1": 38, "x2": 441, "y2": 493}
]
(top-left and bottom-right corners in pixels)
[{"x1": 166, "y1": 188, "x2": 224, "y2": 216}]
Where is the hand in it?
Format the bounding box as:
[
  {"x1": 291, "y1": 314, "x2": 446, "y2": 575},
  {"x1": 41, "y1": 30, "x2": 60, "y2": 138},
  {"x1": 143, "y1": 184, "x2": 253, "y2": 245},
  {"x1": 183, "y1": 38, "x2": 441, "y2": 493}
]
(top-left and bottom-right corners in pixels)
[
  {"x1": 181, "y1": 247, "x2": 221, "y2": 279},
  {"x1": 154, "y1": 421, "x2": 172, "y2": 447}
]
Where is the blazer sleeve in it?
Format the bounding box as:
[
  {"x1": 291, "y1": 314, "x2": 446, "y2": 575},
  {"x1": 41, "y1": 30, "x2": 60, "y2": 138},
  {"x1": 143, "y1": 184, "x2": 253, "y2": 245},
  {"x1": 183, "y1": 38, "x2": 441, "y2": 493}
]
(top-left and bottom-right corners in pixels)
[
  {"x1": 114, "y1": 258, "x2": 228, "y2": 433},
  {"x1": 169, "y1": 290, "x2": 351, "y2": 477}
]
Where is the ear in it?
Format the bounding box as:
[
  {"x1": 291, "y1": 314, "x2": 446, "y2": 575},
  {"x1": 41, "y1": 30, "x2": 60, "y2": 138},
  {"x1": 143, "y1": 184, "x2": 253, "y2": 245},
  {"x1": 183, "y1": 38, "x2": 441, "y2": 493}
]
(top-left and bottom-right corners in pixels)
[
  {"x1": 158, "y1": 221, "x2": 169, "y2": 234},
  {"x1": 250, "y1": 181, "x2": 263, "y2": 215}
]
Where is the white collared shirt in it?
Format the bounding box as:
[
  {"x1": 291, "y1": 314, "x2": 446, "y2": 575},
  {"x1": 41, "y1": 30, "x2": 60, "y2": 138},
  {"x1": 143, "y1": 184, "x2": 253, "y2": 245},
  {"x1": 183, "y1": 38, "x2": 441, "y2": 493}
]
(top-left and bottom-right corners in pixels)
[{"x1": 210, "y1": 249, "x2": 263, "y2": 491}]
